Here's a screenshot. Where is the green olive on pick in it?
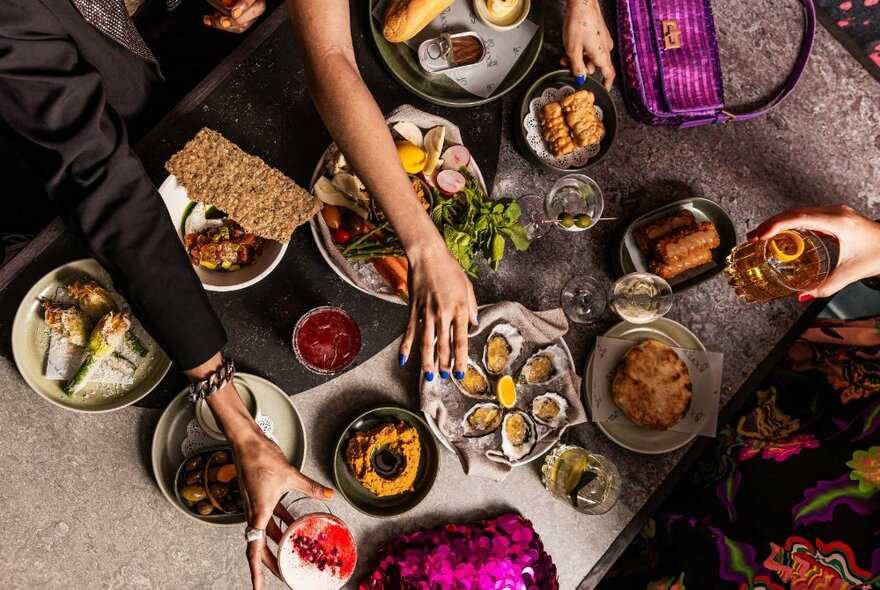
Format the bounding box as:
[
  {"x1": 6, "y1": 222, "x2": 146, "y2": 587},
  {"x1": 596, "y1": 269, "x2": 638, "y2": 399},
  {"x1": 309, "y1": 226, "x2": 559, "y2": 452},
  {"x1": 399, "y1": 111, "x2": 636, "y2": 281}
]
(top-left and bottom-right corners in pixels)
[
  {"x1": 557, "y1": 212, "x2": 575, "y2": 228},
  {"x1": 575, "y1": 214, "x2": 593, "y2": 229}
]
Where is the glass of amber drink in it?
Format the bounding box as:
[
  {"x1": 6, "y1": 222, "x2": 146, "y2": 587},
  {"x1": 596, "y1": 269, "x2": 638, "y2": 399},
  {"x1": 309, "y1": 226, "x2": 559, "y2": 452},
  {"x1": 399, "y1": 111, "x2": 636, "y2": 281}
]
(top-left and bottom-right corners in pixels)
[{"x1": 724, "y1": 229, "x2": 830, "y2": 303}]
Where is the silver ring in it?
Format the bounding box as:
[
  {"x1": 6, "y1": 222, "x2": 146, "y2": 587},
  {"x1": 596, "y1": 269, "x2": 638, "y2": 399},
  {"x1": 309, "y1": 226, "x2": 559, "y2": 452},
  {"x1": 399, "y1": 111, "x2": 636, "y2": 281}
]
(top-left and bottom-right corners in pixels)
[{"x1": 244, "y1": 526, "x2": 265, "y2": 543}]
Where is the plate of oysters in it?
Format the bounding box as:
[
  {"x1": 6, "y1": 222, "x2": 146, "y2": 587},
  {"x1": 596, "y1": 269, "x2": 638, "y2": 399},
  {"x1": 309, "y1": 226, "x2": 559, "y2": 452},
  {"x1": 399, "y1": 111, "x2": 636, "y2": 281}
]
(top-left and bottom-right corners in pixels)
[{"x1": 422, "y1": 307, "x2": 585, "y2": 467}]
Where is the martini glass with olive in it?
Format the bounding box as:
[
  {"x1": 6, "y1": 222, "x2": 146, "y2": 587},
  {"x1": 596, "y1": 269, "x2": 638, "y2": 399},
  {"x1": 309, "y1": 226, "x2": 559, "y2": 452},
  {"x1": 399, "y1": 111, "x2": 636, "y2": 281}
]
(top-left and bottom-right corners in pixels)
[{"x1": 543, "y1": 174, "x2": 604, "y2": 232}]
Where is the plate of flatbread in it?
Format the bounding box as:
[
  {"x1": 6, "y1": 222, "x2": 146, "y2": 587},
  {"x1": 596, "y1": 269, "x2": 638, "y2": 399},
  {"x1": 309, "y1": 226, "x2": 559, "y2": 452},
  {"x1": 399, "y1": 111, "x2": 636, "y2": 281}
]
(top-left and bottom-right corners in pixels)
[{"x1": 583, "y1": 318, "x2": 706, "y2": 454}]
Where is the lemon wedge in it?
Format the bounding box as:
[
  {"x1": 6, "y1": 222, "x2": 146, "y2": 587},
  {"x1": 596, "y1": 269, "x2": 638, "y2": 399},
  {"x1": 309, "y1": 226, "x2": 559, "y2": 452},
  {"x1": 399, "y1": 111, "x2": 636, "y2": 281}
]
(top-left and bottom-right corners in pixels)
[
  {"x1": 769, "y1": 230, "x2": 805, "y2": 263},
  {"x1": 395, "y1": 141, "x2": 427, "y2": 174},
  {"x1": 495, "y1": 375, "x2": 517, "y2": 409}
]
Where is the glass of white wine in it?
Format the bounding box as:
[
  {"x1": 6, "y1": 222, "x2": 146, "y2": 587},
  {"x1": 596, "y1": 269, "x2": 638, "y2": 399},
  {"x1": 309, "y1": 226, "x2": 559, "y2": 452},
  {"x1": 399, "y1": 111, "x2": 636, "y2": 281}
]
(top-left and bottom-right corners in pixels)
[
  {"x1": 608, "y1": 272, "x2": 673, "y2": 324},
  {"x1": 541, "y1": 443, "x2": 620, "y2": 515}
]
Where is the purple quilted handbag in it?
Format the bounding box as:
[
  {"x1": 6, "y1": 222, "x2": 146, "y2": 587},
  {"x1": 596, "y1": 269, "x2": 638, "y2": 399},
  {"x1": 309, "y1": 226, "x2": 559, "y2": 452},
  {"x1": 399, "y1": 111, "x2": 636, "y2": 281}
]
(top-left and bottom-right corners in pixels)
[{"x1": 617, "y1": 0, "x2": 816, "y2": 127}]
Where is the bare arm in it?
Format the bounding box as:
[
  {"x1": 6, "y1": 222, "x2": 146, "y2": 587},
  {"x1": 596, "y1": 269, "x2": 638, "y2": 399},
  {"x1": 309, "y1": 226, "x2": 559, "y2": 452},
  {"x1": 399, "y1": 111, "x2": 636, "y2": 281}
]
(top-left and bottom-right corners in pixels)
[{"x1": 287, "y1": 0, "x2": 478, "y2": 378}]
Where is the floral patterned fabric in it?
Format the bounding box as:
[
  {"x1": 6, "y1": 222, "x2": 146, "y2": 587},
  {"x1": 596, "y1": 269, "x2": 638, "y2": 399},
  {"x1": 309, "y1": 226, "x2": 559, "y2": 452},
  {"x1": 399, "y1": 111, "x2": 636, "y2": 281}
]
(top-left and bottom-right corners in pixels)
[{"x1": 597, "y1": 317, "x2": 880, "y2": 590}]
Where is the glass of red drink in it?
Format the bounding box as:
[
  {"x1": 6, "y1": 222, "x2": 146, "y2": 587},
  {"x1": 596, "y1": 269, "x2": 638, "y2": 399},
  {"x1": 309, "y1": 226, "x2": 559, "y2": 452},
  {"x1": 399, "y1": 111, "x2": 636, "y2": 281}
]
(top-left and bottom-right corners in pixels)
[
  {"x1": 272, "y1": 497, "x2": 357, "y2": 590},
  {"x1": 292, "y1": 306, "x2": 362, "y2": 374}
]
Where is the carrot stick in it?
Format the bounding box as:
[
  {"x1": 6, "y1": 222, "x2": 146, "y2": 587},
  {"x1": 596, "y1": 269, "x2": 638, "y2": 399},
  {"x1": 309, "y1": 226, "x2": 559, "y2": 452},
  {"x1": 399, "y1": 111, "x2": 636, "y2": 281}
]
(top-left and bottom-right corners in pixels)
[{"x1": 372, "y1": 257, "x2": 409, "y2": 303}]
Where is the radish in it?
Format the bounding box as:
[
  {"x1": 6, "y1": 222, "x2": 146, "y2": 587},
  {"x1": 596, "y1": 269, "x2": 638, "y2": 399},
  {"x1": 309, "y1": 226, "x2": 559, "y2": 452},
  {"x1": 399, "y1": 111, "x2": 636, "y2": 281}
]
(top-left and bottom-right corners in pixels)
[
  {"x1": 419, "y1": 170, "x2": 439, "y2": 189},
  {"x1": 436, "y1": 170, "x2": 466, "y2": 196},
  {"x1": 441, "y1": 145, "x2": 471, "y2": 171}
]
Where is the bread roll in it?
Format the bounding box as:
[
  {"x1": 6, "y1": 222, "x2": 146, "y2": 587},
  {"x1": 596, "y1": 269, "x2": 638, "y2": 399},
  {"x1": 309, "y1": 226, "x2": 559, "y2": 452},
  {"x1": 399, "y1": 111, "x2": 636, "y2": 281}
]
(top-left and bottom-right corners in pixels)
[{"x1": 383, "y1": 0, "x2": 455, "y2": 43}]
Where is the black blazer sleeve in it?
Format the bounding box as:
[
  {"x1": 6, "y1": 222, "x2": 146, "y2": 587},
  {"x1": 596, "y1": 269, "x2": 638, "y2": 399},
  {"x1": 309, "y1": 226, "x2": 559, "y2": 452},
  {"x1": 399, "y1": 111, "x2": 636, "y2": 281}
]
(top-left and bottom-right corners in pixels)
[{"x1": 0, "y1": 1, "x2": 226, "y2": 370}]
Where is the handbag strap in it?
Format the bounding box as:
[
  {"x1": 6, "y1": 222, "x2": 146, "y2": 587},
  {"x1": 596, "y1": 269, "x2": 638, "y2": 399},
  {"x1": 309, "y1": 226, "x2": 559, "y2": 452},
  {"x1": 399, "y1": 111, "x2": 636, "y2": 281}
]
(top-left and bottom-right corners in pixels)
[{"x1": 678, "y1": 0, "x2": 816, "y2": 129}]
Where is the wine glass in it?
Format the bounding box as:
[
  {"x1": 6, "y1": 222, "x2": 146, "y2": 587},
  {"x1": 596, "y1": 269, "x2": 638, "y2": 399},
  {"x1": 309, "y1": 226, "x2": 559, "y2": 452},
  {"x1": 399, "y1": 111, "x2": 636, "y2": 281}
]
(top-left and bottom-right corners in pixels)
[
  {"x1": 608, "y1": 272, "x2": 673, "y2": 324},
  {"x1": 517, "y1": 194, "x2": 552, "y2": 240},
  {"x1": 560, "y1": 272, "x2": 674, "y2": 325},
  {"x1": 560, "y1": 275, "x2": 608, "y2": 325}
]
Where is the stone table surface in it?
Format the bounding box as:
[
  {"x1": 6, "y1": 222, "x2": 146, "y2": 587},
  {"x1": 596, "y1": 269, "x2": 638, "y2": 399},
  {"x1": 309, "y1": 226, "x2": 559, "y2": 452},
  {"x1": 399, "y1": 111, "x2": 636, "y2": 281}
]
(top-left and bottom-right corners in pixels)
[{"x1": 0, "y1": 0, "x2": 878, "y2": 588}]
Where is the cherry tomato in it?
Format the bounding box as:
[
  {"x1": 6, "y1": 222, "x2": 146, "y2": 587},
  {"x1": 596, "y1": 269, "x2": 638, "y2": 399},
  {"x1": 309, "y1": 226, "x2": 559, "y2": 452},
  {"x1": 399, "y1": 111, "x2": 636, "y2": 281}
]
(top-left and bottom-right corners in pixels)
[
  {"x1": 321, "y1": 204, "x2": 342, "y2": 229},
  {"x1": 332, "y1": 227, "x2": 352, "y2": 244}
]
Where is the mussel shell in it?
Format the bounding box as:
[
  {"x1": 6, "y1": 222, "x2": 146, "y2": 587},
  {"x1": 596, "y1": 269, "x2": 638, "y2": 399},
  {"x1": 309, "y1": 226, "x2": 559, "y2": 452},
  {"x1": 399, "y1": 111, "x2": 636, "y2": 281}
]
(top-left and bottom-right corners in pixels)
[
  {"x1": 452, "y1": 359, "x2": 492, "y2": 399},
  {"x1": 461, "y1": 402, "x2": 503, "y2": 437},
  {"x1": 501, "y1": 410, "x2": 538, "y2": 461},
  {"x1": 482, "y1": 323, "x2": 524, "y2": 376},
  {"x1": 530, "y1": 392, "x2": 569, "y2": 428},
  {"x1": 518, "y1": 344, "x2": 567, "y2": 385}
]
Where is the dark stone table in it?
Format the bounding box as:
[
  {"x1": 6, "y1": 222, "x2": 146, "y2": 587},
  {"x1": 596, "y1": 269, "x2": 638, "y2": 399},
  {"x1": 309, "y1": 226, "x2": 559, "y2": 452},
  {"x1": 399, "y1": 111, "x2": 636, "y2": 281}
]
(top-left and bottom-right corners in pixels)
[{"x1": 0, "y1": 0, "x2": 877, "y2": 588}]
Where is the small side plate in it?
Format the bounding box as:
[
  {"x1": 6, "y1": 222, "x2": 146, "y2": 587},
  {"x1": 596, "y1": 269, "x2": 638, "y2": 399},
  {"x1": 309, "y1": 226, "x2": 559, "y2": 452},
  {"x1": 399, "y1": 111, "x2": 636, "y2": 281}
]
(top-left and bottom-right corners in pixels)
[
  {"x1": 583, "y1": 318, "x2": 706, "y2": 454},
  {"x1": 333, "y1": 405, "x2": 439, "y2": 518},
  {"x1": 151, "y1": 373, "x2": 307, "y2": 526},
  {"x1": 612, "y1": 197, "x2": 737, "y2": 292}
]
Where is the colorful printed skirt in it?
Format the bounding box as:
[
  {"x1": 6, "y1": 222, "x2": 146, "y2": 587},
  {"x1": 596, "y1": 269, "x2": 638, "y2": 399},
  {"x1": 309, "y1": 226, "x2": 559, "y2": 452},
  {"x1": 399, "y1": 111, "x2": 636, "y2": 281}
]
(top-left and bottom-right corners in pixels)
[{"x1": 597, "y1": 317, "x2": 880, "y2": 590}]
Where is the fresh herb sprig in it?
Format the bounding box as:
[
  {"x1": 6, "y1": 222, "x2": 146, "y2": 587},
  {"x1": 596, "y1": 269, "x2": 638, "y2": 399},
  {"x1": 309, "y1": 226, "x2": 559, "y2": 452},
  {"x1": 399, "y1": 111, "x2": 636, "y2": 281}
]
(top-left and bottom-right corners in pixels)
[{"x1": 430, "y1": 170, "x2": 530, "y2": 277}]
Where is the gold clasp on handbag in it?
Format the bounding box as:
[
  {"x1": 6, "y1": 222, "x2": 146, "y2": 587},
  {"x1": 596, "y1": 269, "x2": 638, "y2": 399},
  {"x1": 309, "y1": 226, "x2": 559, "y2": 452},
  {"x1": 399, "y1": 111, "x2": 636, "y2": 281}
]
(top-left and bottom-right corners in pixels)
[{"x1": 662, "y1": 19, "x2": 682, "y2": 50}]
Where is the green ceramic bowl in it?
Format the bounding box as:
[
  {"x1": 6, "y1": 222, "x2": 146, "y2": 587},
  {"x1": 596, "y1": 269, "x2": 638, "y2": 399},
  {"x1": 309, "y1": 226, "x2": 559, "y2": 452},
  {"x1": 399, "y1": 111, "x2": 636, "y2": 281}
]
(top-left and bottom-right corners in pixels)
[
  {"x1": 368, "y1": 0, "x2": 544, "y2": 107},
  {"x1": 514, "y1": 69, "x2": 618, "y2": 172},
  {"x1": 611, "y1": 197, "x2": 738, "y2": 293},
  {"x1": 333, "y1": 405, "x2": 439, "y2": 518}
]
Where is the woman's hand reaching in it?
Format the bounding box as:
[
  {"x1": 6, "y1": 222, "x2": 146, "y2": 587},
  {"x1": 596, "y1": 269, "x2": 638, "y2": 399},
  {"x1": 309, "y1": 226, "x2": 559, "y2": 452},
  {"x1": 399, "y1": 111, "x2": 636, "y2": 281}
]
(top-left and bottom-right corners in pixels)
[
  {"x1": 749, "y1": 205, "x2": 880, "y2": 300},
  {"x1": 399, "y1": 241, "x2": 479, "y2": 382},
  {"x1": 562, "y1": 0, "x2": 616, "y2": 90}
]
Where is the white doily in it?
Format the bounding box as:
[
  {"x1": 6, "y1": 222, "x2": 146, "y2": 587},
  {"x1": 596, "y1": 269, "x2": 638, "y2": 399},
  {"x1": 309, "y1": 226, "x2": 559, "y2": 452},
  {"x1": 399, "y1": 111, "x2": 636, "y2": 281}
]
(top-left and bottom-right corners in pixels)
[
  {"x1": 523, "y1": 85, "x2": 604, "y2": 169},
  {"x1": 181, "y1": 414, "x2": 277, "y2": 457}
]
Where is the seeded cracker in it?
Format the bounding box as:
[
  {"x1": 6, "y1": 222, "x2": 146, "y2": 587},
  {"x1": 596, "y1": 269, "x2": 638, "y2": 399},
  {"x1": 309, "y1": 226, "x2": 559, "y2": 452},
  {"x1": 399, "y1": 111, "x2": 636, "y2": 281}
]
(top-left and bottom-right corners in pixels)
[{"x1": 165, "y1": 128, "x2": 320, "y2": 243}]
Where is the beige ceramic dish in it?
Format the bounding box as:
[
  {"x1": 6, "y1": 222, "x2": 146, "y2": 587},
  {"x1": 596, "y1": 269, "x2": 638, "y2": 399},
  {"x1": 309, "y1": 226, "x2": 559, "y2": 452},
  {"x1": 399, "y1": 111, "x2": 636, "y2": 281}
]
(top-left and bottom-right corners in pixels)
[
  {"x1": 11, "y1": 259, "x2": 171, "y2": 413},
  {"x1": 473, "y1": 0, "x2": 530, "y2": 31},
  {"x1": 151, "y1": 372, "x2": 307, "y2": 526}
]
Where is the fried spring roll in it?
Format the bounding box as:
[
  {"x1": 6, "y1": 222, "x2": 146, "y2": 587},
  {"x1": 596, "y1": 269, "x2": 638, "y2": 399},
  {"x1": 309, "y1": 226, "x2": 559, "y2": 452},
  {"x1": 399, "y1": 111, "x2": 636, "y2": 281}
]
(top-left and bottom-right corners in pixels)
[
  {"x1": 634, "y1": 210, "x2": 696, "y2": 255},
  {"x1": 650, "y1": 248, "x2": 713, "y2": 279},
  {"x1": 654, "y1": 221, "x2": 721, "y2": 264}
]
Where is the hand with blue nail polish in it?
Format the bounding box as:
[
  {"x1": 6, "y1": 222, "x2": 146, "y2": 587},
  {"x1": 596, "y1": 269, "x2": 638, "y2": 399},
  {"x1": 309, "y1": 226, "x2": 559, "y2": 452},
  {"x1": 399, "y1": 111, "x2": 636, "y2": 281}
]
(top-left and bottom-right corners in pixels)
[
  {"x1": 561, "y1": 0, "x2": 616, "y2": 91},
  {"x1": 397, "y1": 244, "x2": 479, "y2": 383}
]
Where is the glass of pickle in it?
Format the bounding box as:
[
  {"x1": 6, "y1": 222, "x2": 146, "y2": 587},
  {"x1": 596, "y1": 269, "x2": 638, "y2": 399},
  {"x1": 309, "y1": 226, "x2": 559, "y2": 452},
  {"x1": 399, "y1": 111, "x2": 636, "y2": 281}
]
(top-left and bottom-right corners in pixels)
[
  {"x1": 541, "y1": 443, "x2": 620, "y2": 515},
  {"x1": 543, "y1": 174, "x2": 604, "y2": 232}
]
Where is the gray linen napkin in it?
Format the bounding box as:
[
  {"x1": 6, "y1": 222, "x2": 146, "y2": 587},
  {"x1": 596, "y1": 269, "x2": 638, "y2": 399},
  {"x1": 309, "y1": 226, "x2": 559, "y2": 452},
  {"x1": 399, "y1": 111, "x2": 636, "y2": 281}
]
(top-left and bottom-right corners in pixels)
[
  {"x1": 421, "y1": 301, "x2": 586, "y2": 481},
  {"x1": 311, "y1": 104, "x2": 465, "y2": 304}
]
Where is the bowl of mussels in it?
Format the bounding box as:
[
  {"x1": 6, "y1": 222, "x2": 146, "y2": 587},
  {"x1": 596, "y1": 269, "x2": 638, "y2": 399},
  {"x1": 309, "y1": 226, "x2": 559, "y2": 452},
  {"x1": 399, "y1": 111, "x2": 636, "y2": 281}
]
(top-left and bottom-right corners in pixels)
[{"x1": 174, "y1": 447, "x2": 245, "y2": 523}]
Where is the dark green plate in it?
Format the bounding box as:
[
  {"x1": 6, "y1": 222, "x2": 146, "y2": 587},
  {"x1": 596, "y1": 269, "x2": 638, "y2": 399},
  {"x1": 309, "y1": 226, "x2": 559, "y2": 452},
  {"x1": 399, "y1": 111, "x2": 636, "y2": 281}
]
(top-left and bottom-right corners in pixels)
[
  {"x1": 368, "y1": 0, "x2": 544, "y2": 107},
  {"x1": 612, "y1": 197, "x2": 738, "y2": 293},
  {"x1": 514, "y1": 69, "x2": 618, "y2": 172},
  {"x1": 333, "y1": 405, "x2": 440, "y2": 518}
]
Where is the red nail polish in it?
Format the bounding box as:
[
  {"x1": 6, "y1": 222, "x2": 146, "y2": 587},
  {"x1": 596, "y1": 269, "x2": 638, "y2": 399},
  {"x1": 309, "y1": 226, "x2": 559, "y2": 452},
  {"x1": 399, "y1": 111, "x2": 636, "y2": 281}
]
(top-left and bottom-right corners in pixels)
[{"x1": 798, "y1": 294, "x2": 814, "y2": 303}]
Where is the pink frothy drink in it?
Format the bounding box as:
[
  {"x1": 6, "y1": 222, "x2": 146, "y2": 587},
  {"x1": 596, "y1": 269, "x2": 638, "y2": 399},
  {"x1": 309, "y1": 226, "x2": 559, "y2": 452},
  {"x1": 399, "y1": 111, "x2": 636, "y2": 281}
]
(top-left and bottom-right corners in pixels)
[{"x1": 277, "y1": 513, "x2": 356, "y2": 590}]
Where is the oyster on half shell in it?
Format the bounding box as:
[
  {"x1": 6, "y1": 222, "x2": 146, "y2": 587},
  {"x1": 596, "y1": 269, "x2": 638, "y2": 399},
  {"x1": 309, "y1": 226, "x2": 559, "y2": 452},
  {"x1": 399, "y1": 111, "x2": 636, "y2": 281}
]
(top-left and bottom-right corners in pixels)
[
  {"x1": 482, "y1": 323, "x2": 524, "y2": 376},
  {"x1": 452, "y1": 359, "x2": 492, "y2": 399},
  {"x1": 461, "y1": 403, "x2": 503, "y2": 437},
  {"x1": 518, "y1": 344, "x2": 567, "y2": 385},
  {"x1": 530, "y1": 392, "x2": 569, "y2": 428},
  {"x1": 501, "y1": 410, "x2": 538, "y2": 461}
]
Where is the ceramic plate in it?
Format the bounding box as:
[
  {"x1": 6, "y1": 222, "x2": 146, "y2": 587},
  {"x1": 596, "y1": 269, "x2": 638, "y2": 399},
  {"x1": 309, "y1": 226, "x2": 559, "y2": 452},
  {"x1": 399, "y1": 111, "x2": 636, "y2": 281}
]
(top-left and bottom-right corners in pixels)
[
  {"x1": 308, "y1": 131, "x2": 487, "y2": 304},
  {"x1": 333, "y1": 405, "x2": 439, "y2": 518},
  {"x1": 583, "y1": 318, "x2": 705, "y2": 454},
  {"x1": 10, "y1": 259, "x2": 171, "y2": 413},
  {"x1": 515, "y1": 70, "x2": 618, "y2": 172},
  {"x1": 157, "y1": 175, "x2": 289, "y2": 292},
  {"x1": 612, "y1": 197, "x2": 737, "y2": 292},
  {"x1": 422, "y1": 324, "x2": 577, "y2": 467},
  {"x1": 151, "y1": 373, "x2": 307, "y2": 526},
  {"x1": 368, "y1": 0, "x2": 544, "y2": 107}
]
